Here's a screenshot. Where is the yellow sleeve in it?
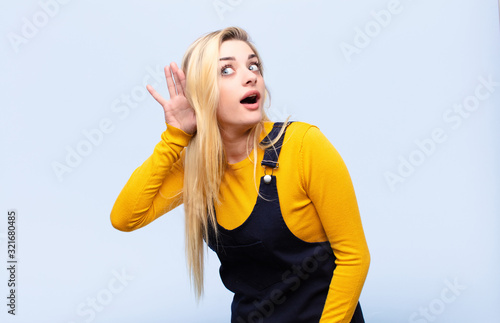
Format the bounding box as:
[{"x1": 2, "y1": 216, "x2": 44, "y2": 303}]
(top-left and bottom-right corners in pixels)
[
  {"x1": 299, "y1": 127, "x2": 370, "y2": 322},
  {"x1": 110, "y1": 124, "x2": 191, "y2": 232}
]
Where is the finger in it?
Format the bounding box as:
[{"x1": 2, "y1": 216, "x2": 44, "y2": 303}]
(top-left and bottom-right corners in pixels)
[
  {"x1": 164, "y1": 65, "x2": 177, "y2": 99},
  {"x1": 174, "y1": 63, "x2": 187, "y2": 95},
  {"x1": 146, "y1": 84, "x2": 167, "y2": 106},
  {"x1": 170, "y1": 62, "x2": 185, "y2": 96}
]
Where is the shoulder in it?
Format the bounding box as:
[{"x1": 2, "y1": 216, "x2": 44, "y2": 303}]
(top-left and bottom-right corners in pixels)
[
  {"x1": 283, "y1": 121, "x2": 330, "y2": 148},
  {"x1": 286, "y1": 121, "x2": 316, "y2": 133},
  {"x1": 263, "y1": 120, "x2": 334, "y2": 152},
  {"x1": 263, "y1": 120, "x2": 317, "y2": 137},
  {"x1": 283, "y1": 122, "x2": 343, "y2": 166}
]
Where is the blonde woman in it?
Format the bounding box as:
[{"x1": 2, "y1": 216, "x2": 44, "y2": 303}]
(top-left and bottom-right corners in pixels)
[{"x1": 111, "y1": 27, "x2": 370, "y2": 323}]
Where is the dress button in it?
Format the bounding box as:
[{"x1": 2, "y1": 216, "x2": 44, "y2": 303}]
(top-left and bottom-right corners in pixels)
[{"x1": 264, "y1": 174, "x2": 272, "y2": 184}]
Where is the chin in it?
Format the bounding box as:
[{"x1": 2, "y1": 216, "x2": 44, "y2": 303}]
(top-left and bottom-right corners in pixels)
[{"x1": 248, "y1": 109, "x2": 263, "y2": 124}]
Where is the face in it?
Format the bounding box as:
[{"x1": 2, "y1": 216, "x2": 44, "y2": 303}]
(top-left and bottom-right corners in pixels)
[{"x1": 217, "y1": 40, "x2": 266, "y2": 134}]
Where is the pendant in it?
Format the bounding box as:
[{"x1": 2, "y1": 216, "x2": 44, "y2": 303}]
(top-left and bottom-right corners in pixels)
[{"x1": 264, "y1": 174, "x2": 272, "y2": 184}]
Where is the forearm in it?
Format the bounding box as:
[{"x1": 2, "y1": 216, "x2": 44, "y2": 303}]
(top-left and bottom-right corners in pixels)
[
  {"x1": 317, "y1": 185, "x2": 370, "y2": 322},
  {"x1": 300, "y1": 126, "x2": 370, "y2": 322},
  {"x1": 110, "y1": 124, "x2": 191, "y2": 231},
  {"x1": 319, "y1": 177, "x2": 370, "y2": 322},
  {"x1": 320, "y1": 231, "x2": 370, "y2": 322}
]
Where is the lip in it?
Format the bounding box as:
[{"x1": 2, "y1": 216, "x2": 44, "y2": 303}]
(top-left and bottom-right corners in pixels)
[{"x1": 240, "y1": 90, "x2": 261, "y2": 110}]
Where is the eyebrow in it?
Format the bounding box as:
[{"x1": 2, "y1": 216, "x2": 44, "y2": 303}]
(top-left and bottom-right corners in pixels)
[{"x1": 219, "y1": 54, "x2": 257, "y2": 61}]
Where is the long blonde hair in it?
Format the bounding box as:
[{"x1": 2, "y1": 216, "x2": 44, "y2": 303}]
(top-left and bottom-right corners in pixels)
[
  {"x1": 181, "y1": 27, "x2": 269, "y2": 299},
  {"x1": 180, "y1": 27, "x2": 278, "y2": 299}
]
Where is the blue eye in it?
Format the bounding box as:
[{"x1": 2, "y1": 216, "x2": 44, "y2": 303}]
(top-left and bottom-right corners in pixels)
[
  {"x1": 249, "y1": 62, "x2": 261, "y2": 71},
  {"x1": 221, "y1": 65, "x2": 234, "y2": 75}
]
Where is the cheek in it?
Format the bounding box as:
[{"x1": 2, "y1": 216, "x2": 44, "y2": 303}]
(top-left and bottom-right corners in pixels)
[
  {"x1": 258, "y1": 76, "x2": 266, "y2": 91},
  {"x1": 216, "y1": 90, "x2": 231, "y2": 121},
  {"x1": 217, "y1": 93, "x2": 228, "y2": 117},
  {"x1": 218, "y1": 84, "x2": 238, "y2": 109},
  {"x1": 218, "y1": 83, "x2": 231, "y2": 106}
]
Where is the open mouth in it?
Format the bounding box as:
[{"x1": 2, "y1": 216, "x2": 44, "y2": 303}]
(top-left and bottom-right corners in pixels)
[
  {"x1": 240, "y1": 91, "x2": 260, "y2": 105},
  {"x1": 240, "y1": 95, "x2": 258, "y2": 104}
]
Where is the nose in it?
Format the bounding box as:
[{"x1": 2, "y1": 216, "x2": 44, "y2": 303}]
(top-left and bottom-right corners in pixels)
[{"x1": 243, "y1": 69, "x2": 257, "y2": 85}]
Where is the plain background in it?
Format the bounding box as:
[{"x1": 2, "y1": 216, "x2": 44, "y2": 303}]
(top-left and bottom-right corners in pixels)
[{"x1": 1, "y1": 0, "x2": 499, "y2": 322}]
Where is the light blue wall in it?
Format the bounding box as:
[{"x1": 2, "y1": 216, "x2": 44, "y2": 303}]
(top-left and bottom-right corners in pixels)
[{"x1": 1, "y1": 0, "x2": 499, "y2": 322}]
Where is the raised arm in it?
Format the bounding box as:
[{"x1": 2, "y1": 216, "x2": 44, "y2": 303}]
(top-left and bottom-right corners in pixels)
[
  {"x1": 110, "y1": 63, "x2": 196, "y2": 231},
  {"x1": 146, "y1": 62, "x2": 196, "y2": 135}
]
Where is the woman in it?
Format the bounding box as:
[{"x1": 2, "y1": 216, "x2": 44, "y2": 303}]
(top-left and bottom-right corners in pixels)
[{"x1": 111, "y1": 26, "x2": 370, "y2": 323}]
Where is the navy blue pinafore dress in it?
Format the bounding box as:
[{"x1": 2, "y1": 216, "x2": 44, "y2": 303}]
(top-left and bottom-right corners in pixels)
[{"x1": 207, "y1": 122, "x2": 364, "y2": 323}]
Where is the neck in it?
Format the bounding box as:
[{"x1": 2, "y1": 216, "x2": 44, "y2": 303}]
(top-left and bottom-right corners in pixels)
[{"x1": 220, "y1": 125, "x2": 255, "y2": 164}]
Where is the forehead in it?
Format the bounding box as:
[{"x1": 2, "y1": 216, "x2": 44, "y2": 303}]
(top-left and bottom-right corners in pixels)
[{"x1": 219, "y1": 40, "x2": 255, "y2": 59}]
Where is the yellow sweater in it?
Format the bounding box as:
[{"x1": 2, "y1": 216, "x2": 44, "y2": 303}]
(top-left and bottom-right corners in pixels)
[{"x1": 111, "y1": 121, "x2": 370, "y2": 323}]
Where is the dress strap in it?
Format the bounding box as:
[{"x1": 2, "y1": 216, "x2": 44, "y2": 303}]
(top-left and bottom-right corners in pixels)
[{"x1": 260, "y1": 122, "x2": 293, "y2": 169}]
